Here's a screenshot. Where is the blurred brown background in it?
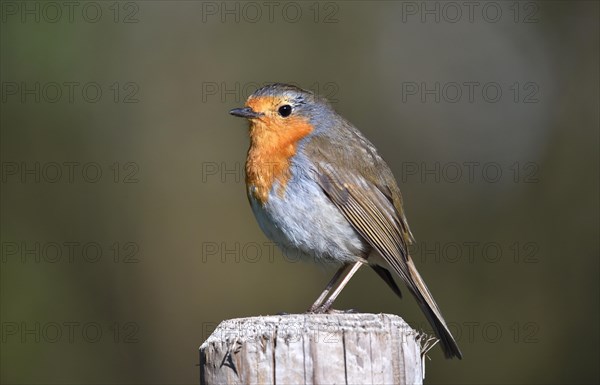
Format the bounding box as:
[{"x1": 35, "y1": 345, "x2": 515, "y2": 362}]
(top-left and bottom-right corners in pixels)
[{"x1": 1, "y1": 1, "x2": 598, "y2": 384}]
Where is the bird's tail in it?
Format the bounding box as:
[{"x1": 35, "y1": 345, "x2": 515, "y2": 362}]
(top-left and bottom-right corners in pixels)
[{"x1": 405, "y1": 258, "x2": 463, "y2": 359}]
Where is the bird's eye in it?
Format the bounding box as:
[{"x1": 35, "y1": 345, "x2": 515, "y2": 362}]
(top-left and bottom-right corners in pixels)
[{"x1": 278, "y1": 105, "x2": 292, "y2": 117}]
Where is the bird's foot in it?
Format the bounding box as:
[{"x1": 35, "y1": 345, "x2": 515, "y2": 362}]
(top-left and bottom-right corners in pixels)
[
  {"x1": 326, "y1": 308, "x2": 360, "y2": 314},
  {"x1": 307, "y1": 305, "x2": 327, "y2": 314},
  {"x1": 307, "y1": 306, "x2": 359, "y2": 314}
]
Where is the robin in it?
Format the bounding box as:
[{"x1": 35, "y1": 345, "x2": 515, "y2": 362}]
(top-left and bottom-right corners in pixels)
[{"x1": 229, "y1": 83, "x2": 462, "y2": 359}]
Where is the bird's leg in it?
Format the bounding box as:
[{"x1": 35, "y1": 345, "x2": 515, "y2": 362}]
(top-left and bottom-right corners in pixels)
[
  {"x1": 309, "y1": 261, "x2": 364, "y2": 313},
  {"x1": 318, "y1": 261, "x2": 363, "y2": 312},
  {"x1": 308, "y1": 263, "x2": 350, "y2": 312}
]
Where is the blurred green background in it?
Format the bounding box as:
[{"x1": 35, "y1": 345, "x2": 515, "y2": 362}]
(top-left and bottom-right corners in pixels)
[{"x1": 1, "y1": 1, "x2": 598, "y2": 384}]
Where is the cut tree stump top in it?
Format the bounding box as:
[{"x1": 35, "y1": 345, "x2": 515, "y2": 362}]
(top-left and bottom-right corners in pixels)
[{"x1": 200, "y1": 313, "x2": 428, "y2": 385}]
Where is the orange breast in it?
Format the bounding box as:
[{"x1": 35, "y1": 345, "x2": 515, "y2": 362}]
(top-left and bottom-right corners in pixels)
[{"x1": 246, "y1": 115, "x2": 314, "y2": 204}]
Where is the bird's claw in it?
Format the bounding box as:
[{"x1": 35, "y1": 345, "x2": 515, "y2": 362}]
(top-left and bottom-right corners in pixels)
[{"x1": 307, "y1": 307, "x2": 359, "y2": 314}]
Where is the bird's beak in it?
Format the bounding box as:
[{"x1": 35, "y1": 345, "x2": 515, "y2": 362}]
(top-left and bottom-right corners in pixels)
[{"x1": 229, "y1": 107, "x2": 262, "y2": 119}]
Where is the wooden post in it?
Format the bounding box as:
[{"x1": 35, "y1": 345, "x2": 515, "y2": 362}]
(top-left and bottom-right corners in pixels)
[{"x1": 200, "y1": 313, "x2": 428, "y2": 385}]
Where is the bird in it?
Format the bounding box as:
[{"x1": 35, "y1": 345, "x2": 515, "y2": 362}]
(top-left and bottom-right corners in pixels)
[{"x1": 229, "y1": 83, "x2": 462, "y2": 359}]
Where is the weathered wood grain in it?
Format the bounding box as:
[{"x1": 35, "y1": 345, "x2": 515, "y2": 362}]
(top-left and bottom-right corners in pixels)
[{"x1": 200, "y1": 313, "x2": 424, "y2": 385}]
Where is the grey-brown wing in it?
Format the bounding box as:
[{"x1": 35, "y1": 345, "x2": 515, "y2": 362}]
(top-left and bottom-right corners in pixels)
[
  {"x1": 307, "y1": 137, "x2": 463, "y2": 359},
  {"x1": 313, "y1": 161, "x2": 412, "y2": 282}
]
